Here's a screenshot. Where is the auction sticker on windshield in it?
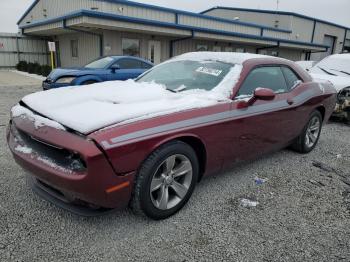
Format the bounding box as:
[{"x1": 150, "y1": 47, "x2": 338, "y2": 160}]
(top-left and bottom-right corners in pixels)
[{"x1": 196, "y1": 67, "x2": 223, "y2": 77}]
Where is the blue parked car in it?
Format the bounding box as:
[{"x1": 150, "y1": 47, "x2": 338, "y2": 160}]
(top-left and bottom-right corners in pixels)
[{"x1": 42, "y1": 56, "x2": 154, "y2": 90}]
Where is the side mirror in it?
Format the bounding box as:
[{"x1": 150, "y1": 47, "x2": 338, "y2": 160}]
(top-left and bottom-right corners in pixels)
[
  {"x1": 110, "y1": 64, "x2": 120, "y2": 73},
  {"x1": 253, "y1": 87, "x2": 276, "y2": 101}
]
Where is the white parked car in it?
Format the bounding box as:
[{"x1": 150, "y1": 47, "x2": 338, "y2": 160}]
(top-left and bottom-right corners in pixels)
[{"x1": 308, "y1": 54, "x2": 350, "y2": 122}]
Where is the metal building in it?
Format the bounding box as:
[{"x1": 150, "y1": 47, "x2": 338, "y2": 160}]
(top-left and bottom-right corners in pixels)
[
  {"x1": 0, "y1": 33, "x2": 49, "y2": 68},
  {"x1": 15, "y1": 0, "x2": 350, "y2": 67}
]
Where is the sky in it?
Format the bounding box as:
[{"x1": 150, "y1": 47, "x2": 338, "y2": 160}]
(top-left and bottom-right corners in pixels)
[{"x1": 0, "y1": 0, "x2": 349, "y2": 33}]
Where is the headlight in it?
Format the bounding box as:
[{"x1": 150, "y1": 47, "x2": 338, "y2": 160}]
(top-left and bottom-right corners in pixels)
[
  {"x1": 56, "y1": 77, "x2": 76, "y2": 84},
  {"x1": 337, "y1": 86, "x2": 350, "y2": 103}
]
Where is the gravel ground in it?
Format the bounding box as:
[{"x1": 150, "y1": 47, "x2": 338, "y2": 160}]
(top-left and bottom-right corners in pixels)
[
  {"x1": 0, "y1": 71, "x2": 42, "y2": 86},
  {"x1": 0, "y1": 84, "x2": 350, "y2": 262}
]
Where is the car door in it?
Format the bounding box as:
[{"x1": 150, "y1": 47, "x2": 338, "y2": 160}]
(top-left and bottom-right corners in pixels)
[
  {"x1": 222, "y1": 65, "x2": 301, "y2": 168},
  {"x1": 110, "y1": 58, "x2": 146, "y2": 80}
]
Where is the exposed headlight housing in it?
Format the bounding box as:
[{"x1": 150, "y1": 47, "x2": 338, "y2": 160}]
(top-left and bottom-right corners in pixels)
[
  {"x1": 56, "y1": 77, "x2": 76, "y2": 84},
  {"x1": 337, "y1": 86, "x2": 350, "y2": 103}
]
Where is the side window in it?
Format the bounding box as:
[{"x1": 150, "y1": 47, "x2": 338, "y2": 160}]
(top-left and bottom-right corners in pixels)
[
  {"x1": 141, "y1": 62, "x2": 152, "y2": 69},
  {"x1": 117, "y1": 59, "x2": 142, "y2": 69},
  {"x1": 70, "y1": 40, "x2": 78, "y2": 58},
  {"x1": 281, "y1": 67, "x2": 302, "y2": 89},
  {"x1": 237, "y1": 66, "x2": 288, "y2": 97}
]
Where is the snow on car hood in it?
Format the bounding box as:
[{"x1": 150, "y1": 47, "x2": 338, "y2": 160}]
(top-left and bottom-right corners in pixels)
[
  {"x1": 15, "y1": 72, "x2": 240, "y2": 134},
  {"x1": 310, "y1": 73, "x2": 350, "y2": 92}
]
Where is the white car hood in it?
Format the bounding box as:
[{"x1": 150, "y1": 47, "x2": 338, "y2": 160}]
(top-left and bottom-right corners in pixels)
[
  {"x1": 310, "y1": 73, "x2": 350, "y2": 92},
  {"x1": 13, "y1": 80, "x2": 231, "y2": 134}
]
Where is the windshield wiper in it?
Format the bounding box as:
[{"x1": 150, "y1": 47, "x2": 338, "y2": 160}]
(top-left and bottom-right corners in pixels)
[
  {"x1": 318, "y1": 66, "x2": 337, "y2": 76},
  {"x1": 166, "y1": 86, "x2": 188, "y2": 93}
]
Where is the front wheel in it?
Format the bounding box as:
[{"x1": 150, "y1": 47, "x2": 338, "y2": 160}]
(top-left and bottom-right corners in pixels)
[
  {"x1": 130, "y1": 141, "x2": 199, "y2": 220},
  {"x1": 291, "y1": 110, "x2": 323, "y2": 153}
]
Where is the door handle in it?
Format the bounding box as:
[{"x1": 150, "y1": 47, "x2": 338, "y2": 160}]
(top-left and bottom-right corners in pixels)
[{"x1": 287, "y1": 98, "x2": 294, "y2": 105}]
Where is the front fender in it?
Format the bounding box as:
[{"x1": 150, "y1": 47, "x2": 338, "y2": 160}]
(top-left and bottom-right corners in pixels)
[
  {"x1": 96, "y1": 132, "x2": 207, "y2": 175},
  {"x1": 74, "y1": 75, "x2": 103, "y2": 85}
]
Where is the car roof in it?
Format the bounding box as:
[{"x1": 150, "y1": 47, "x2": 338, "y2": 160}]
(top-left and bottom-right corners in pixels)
[{"x1": 171, "y1": 52, "x2": 289, "y2": 65}]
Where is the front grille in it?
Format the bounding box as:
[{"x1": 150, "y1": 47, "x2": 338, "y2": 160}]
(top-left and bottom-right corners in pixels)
[{"x1": 13, "y1": 124, "x2": 87, "y2": 173}]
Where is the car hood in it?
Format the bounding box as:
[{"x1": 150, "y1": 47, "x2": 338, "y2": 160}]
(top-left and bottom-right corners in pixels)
[
  {"x1": 48, "y1": 67, "x2": 105, "y2": 81},
  {"x1": 15, "y1": 80, "x2": 229, "y2": 135},
  {"x1": 310, "y1": 73, "x2": 350, "y2": 92}
]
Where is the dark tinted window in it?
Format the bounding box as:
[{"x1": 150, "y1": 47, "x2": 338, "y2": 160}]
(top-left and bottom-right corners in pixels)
[
  {"x1": 237, "y1": 66, "x2": 288, "y2": 97},
  {"x1": 141, "y1": 62, "x2": 152, "y2": 69},
  {"x1": 281, "y1": 67, "x2": 301, "y2": 89},
  {"x1": 117, "y1": 59, "x2": 142, "y2": 69}
]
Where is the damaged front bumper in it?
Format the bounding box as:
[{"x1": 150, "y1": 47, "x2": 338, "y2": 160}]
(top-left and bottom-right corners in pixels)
[{"x1": 7, "y1": 116, "x2": 135, "y2": 215}]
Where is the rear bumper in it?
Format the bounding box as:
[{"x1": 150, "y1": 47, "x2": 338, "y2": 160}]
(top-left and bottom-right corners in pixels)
[{"x1": 7, "y1": 118, "x2": 135, "y2": 211}]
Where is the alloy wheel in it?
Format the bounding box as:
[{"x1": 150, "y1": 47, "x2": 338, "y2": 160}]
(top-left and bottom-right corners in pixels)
[
  {"x1": 150, "y1": 154, "x2": 193, "y2": 210},
  {"x1": 305, "y1": 116, "x2": 321, "y2": 148}
]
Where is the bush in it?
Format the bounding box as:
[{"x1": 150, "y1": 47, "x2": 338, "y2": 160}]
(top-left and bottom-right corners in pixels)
[
  {"x1": 27, "y1": 63, "x2": 35, "y2": 73},
  {"x1": 40, "y1": 65, "x2": 52, "y2": 77},
  {"x1": 16, "y1": 61, "x2": 28, "y2": 72},
  {"x1": 27, "y1": 62, "x2": 41, "y2": 74}
]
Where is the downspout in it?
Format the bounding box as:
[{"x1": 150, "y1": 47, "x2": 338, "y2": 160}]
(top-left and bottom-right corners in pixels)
[
  {"x1": 170, "y1": 30, "x2": 194, "y2": 57},
  {"x1": 342, "y1": 29, "x2": 347, "y2": 53},
  {"x1": 63, "y1": 19, "x2": 104, "y2": 57}
]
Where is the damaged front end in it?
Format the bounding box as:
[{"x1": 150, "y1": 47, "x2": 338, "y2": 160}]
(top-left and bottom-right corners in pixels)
[{"x1": 334, "y1": 87, "x2": 350, "y2": 122}]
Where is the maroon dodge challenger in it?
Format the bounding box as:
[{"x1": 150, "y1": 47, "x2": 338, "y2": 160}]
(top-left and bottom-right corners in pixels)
[{"x1": 7, "y1": 52, "x2": 336, "y2": 219}]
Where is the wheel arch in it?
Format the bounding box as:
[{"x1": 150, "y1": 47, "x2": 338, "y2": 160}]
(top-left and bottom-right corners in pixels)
[
  {"x1": 75, "y1": 75, "x2": 102, "y2": 85},
  {"x1": 315, "y1": 105, "x2": 326, "y2": 121},
  {"x1": 150, "y1": 134, "x2": 208, "y2": 182}
]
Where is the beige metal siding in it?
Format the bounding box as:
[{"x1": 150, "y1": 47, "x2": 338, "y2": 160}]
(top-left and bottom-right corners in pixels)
[
  {"x1": 173, "y1": 38, "x2": 257, "y2": 56},
  {"x1": 0, "y1": 34, "x2": 49, "y2": 67},
  {"x1": 178, "y1": 14, "x2": 260, "y2": 35},
  {"x1": 194, "y1": 32, "x2": 275, "y2": 46},
  {"x1": 19, "y1": 0, "x2": 176, "y2": 27},
  {"x1": 313, "y1": 22, "x2": 346, "y2": 54},
  {"x1": 289, "y1": 17, "x2": 314, "y2": 42},
  {"x1": 24, "y1": 21, "x2": 63, "y2": 34},
  {"x1": 263, "y1": 29, "x2": 291, "y2": 40},
  {"x1": 57, "y1": 32, "x2": 100, "y2": 67},
  {"x1": 101, "y1": 2, "x2": 175, "y2": 23},
  {"x1": 203, "y1": 9, "x2": 292, "y2": 31},
  {"x1": 80, "y1": 16, "x2": 191, "y2": 37}
]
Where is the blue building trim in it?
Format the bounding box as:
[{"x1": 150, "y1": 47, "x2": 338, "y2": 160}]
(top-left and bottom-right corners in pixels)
[
  {"x1": 17, "y1": 0, "x2": 40, "y2": 25},
  {"x1": 19, "y1": 9, "x2": 329, "y2": 50},
  {"x1": 200, "y1": 6, "x2": 350, "y2": 31},
  {"x1": 17, "y1": 0, "x2": 291, "y2": 33}
]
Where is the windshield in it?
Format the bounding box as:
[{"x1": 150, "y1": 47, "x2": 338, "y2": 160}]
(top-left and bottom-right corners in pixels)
[
  {"x1": 311, "y1": 56, "x2": 350, "y2": 76},
  {"x1": 137, "y1": 60, "x2": 233, "y2": 92},
  {"x1": 85, "y1": 57, "x2": 114, "y2": 69}
]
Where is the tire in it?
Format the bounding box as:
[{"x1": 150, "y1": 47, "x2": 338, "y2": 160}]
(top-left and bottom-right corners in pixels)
[
  {"x1": 291, "y1": 110, "x2": 323, "y2": 154},
  {"x1": 130, "y1": 141, "x2": 199, "y2": 220}
]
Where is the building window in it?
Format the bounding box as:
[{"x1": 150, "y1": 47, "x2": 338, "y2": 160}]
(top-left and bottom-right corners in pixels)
[
  {"x1": 70, "y1": 40, "x2": 78, "y2": 58},
  {"x1": 122, "y1": 38, "x2": 140, "y2": 57}
]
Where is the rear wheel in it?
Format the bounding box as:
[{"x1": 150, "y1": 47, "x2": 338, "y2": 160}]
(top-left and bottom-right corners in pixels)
[
  {"x1": 130, "y1": 141, "x2": 199, "y2": 220},
  {"x1": 291, "y1": 110, "x2": 322, "y2": 153}
]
